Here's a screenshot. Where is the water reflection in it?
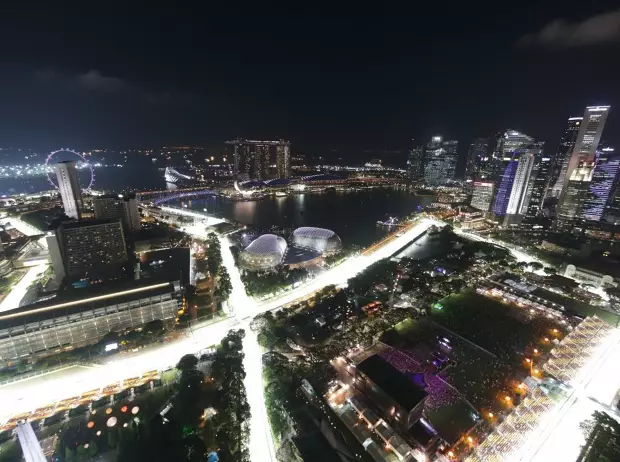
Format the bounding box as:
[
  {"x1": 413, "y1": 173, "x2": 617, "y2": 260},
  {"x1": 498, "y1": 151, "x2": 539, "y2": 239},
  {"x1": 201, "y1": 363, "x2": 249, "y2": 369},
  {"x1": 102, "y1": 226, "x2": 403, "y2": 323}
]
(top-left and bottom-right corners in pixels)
[{"x1": 176, "y1": 189, "x2": 433, "y2": 247}]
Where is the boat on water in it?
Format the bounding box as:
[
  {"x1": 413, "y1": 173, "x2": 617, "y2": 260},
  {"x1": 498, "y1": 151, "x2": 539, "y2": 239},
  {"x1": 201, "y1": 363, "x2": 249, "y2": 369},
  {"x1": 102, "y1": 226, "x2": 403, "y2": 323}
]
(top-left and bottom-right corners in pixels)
[
  {"x1": 275, "y1": 191, "x2": 287, "y2": 197},
  {"x1": 377, "y1": 217, "x2": 399, "y2": 226}
]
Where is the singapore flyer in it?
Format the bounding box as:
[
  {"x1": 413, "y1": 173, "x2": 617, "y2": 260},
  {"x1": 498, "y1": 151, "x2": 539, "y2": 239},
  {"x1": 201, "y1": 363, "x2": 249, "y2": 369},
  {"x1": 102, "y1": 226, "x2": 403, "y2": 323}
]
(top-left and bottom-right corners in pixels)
[{"x1": 45, "y1": 149, "x2": 95, "y2": 191}]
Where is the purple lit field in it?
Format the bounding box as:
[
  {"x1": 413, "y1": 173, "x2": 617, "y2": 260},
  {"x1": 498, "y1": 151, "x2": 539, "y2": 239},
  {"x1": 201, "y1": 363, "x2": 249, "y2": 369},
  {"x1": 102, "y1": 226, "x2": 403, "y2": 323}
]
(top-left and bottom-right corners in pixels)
[
  {"x1": 388, "y1": 317, "x2": 514, "y2": 410},
  {"x1": 379, "y1": 347, "x2": 477, "y2": 443}
]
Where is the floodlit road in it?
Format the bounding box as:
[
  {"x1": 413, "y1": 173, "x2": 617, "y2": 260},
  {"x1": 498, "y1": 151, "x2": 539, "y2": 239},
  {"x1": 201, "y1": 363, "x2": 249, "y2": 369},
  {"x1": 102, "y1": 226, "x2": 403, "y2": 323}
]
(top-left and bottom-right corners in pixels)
[
  {"x1": 219, "y1": 236, "x2": 278, "y2": 461},
  {"x1": 1, "y1": 218, "x2": 438, "y2": 462},
  {"x1": 454, "y1": 228, "x2": 546, "y2": 265},
  {"x1": 0, "y1": 217, "x2": 48, "y2": 249},
  {"x1": 0, "y1": 263, "x2": 48, "y2": 313},
  {"x1": 0, "y1": 318, "x2": 239, "y2": 424}
]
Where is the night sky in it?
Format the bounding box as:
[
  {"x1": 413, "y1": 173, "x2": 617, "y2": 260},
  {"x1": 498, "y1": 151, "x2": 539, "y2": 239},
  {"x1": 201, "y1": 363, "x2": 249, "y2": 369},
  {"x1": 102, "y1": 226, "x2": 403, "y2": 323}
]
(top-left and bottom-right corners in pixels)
[{"x1": 0, "y1": 4, "x2": 619, "y2": 161}]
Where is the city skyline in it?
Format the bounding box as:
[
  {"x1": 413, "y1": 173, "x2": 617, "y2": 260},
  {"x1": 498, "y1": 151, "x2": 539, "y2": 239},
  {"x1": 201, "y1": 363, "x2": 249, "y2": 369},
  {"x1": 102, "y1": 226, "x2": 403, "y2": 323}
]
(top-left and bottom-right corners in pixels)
[
  {"x1": 4, "y1": 8, "x2": 620, "y2": 462},
  {"x1": 0, "y1": 7, "x2": 618, "y2": 155}
]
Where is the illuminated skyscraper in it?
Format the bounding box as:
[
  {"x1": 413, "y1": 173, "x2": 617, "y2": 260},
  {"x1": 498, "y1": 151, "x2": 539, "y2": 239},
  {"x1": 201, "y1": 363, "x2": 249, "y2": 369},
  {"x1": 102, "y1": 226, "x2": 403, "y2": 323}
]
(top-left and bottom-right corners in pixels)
[
  {"x1": 556, "y1": 162, "x2": 595, "y2": 230},
  {"x1": 503, "y1": 151, "x2": 536, "y2": 226},
  {"x1": 521, "y1": 143, "x2": 549, "y2": 220},
  {"x1": 554, "y1": 106, "x2": 610, "y2": 230},
  {"x1": 470, "y1": 181, "x2": 495, "y2": 213},
  {"x1": 555, "y1": 106, "x2": 610, "y2": 201},
  {"x1": 93, "y1": 193, "x2": 141, "y2": 232},
  {"x1": 547, "y1": 116, "x2": 582, "y2": 199},
  {"x1": 423, "y1": 136, "x2": 458, "y2": 185},
  {"x1": 491, "y1": 131, "x2": 539, "y2": 225},
  {"x1": 47, "y1": 219, "x2": 129, "y2": 283},
  {"x1": 54, "y1": 160, "x2": 83, "y2": 220},
  {"x1": 276, "y1": 141, "x2": 291, "y2": 179},
  {"x1": 581, "y1": 148, "x2": 620, "y2": 222},
  {"x1": 491, "y1": 130, "x2": 535, "y2": 180},
  {"x1": 226, "y1": 139, "x2": 291, "y2": 181},
  {"x1": 407, "y1": 143, "x2": 424, "y2": 183},
  {"x1": 466, "y1": 137, "x2": 490, "y2": 181}
]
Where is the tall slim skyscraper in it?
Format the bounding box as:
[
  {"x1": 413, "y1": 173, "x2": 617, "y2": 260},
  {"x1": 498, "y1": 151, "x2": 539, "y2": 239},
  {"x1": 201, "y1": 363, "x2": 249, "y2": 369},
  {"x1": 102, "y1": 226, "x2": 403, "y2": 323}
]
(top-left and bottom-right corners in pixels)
[
  {"x1": 423, "y1": 136, "x2": 458, "y2": 185},
  {"x1": 54, "y1": 160, "x2": 83, "y2": 220},
  {"x1": 490, "y1": 130, "x2": 538, "y2": 223},
  {"x1": 581, "y1": 148, "x2": 620, "y2": 222},
  {"x1": 408, "y1": 142, "x2": 424, "y2": 183},
  {"x1": 503, "y1": 151, "x2": 536, "y2": 226},
  {"x1": 276, "y1": 141, "x2": 291, "y2": 179},
  {"x1": 547, "y1": 116, "x2": 582, "y2": 199},
  {"x1": 555, "y1": 106, "x2": 610, "y2": 201},
  {"x1": 520, "y1": 142, "x2": 548, "y2": 216}
]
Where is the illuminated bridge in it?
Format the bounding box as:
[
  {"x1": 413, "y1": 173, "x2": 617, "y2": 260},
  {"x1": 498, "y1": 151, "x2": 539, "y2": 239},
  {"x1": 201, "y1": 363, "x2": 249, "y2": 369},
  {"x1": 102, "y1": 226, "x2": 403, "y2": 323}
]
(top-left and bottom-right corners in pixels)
[{"x1": 148, "y1": 189, "x2": 218, "y2": 205}]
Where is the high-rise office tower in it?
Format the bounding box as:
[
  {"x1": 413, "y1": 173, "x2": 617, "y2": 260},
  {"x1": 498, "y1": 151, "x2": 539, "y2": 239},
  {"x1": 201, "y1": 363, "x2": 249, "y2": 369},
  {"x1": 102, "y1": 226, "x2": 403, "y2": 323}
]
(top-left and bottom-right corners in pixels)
[
  {"x1": 407, "y1": 143, "x2": 424, "y2": 183},
  {"x1": 54, "y1": 160, "x2": 83, "y2": 220},
  {"x1": 581, "y1": 148, "x2": 620, "y2": 222},
  {"x1": 556, "y1": 161, "x2": 595, "y2": 230},
  {"x1": 470, "y1": 181, "x2": 495, "y2": 213},
  {"x1": 93, "y1": 193, "x2": 141, "y2": 232},
  {"x1": 466, "y1": 137, "x2": 490, "y2": 181},
  {"x1": 554, "y1": 106, "x2": 610, "y2": 229},
  {"x1": 423, "y1": 136, "x2": 458, "y2": 185},
  {"x1": 503, "y1": 151, "x2": 536, "y2": 226},
  {"x1": 555, "y1": 106, "x2": 610, "y2": 201},
  {"x1": 47, "y1": 219, "x2": 129, "y2": 282},
  {"x1": 547, "y1": 117, "x2": 582, "y2": 199},
  {"x1": 490, "y1": 131, "x2": 538, "y2": 222},
  {"x1": 491, "y1": 130, "x2": 535, "y2": 178},
  {"x1": 521, "y1": 143, "x2": 549, "y2": 221},
  {"x1": 464, "y1": 137, "x2": 490, "y2": 194}
]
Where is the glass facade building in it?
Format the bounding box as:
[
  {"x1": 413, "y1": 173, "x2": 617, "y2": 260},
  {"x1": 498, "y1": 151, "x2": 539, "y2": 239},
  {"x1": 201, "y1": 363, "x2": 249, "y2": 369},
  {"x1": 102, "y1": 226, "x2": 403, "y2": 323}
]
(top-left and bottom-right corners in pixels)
[
  {"x1": 493, "y1": 157, "x2": 519, "y2": 217},
  {"x1": 407, "y1": 144, "x2": 424, "y2": 183},
  {"x1": 556, "y1": 106, "x2": 610, "y2": 203},
  {"x1": 466, "y1": 137, "x2": 490, "y2": 181},
  {"x1": 423, "y1": 136, "x2": 458, "y2": 185},
  {"x1": 548, "y1": 117, "x2": 582, "y2": 199},
  {"x1": 556, "y1": 162, "x2": 595, "y2": 230},
  {"x1": 581, "y1": 149, "x2": 620, "y2": 222}
]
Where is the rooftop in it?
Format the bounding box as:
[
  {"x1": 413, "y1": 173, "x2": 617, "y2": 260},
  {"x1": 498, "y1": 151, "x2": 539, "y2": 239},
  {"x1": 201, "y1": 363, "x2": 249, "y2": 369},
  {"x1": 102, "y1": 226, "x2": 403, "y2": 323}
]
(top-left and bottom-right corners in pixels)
[
  {"x1": 0, "y1": 278, "x2": 179, "y2": 328},
  {"x1": 243, "y1": 234, "x2": 287, "y2": 258},
  {"x1": 292, "y1": 227, "x2": 338, "y2": 239},
  {"x1": 357, "y1": 354, "x2": 428, "y2": 412}
]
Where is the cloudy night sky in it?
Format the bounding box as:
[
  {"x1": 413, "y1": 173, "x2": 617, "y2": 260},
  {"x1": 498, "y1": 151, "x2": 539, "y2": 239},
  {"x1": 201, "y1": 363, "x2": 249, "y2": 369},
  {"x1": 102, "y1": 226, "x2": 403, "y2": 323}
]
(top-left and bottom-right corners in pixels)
[{"x1": 0, "y1": 3, "x2": 619, "y2": 159}]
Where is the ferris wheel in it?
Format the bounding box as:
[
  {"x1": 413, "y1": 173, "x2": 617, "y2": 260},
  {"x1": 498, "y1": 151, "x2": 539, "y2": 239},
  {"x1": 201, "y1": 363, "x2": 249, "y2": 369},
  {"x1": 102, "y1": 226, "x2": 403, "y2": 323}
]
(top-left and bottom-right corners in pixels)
[{"x1": 45, "y1": 149, "x2": 95, "y2": 191}]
